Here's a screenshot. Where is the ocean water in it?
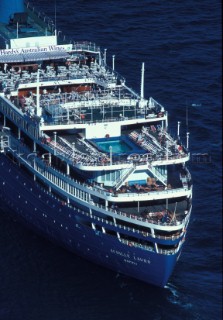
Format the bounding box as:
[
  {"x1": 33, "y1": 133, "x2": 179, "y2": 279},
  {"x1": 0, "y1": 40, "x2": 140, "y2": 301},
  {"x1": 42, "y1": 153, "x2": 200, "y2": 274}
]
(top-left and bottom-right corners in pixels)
[{"x1": 0, "y1": 1, "x2": 222, "y2": 319}]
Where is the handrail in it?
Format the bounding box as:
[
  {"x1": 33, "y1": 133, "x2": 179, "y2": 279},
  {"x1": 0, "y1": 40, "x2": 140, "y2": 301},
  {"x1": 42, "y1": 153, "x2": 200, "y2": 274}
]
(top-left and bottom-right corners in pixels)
[{"x1": 76, "y1": 207, "x2": 183, "y2": 240}]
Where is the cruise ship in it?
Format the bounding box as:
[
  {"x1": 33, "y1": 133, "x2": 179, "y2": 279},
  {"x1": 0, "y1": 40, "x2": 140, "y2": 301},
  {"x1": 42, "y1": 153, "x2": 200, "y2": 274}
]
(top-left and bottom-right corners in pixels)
[{"x1": 0, "y1": 0, "x2": 192, "y2": 287}]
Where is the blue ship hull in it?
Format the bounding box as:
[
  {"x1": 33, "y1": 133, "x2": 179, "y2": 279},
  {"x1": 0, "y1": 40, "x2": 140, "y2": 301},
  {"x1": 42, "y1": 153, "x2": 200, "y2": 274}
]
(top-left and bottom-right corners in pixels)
[{"x1": 0, "y1": 154, "x2": 179, "y2": 287}]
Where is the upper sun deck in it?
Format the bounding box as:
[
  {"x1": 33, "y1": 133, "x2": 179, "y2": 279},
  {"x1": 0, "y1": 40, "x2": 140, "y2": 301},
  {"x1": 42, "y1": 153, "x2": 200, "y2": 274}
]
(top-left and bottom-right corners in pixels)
[
  {"x1": 0, "y1": 55, "x2": 164, "y2": 137},
  {"x1": 38, "y1": 122, "x2": 189, "y2": 171}
]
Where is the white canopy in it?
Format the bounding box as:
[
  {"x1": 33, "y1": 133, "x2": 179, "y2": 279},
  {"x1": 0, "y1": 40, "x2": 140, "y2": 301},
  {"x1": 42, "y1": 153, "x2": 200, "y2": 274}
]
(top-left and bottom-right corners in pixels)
[{"x1": 0, "y1": 50, "x2": 69, "y2": 63}]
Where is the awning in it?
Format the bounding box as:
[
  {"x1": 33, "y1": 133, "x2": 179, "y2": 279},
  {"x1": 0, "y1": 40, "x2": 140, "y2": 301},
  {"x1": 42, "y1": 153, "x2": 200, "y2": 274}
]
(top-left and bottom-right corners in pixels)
[{"x1": 0, "y1": 50, "x2": 70, "y2": 64}]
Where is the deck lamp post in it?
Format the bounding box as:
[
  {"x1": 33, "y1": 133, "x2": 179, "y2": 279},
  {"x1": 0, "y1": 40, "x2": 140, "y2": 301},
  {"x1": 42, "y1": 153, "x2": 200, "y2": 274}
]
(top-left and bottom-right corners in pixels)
[{"x1": 53, "y1": 131, "x2": 57, "y2": 155}]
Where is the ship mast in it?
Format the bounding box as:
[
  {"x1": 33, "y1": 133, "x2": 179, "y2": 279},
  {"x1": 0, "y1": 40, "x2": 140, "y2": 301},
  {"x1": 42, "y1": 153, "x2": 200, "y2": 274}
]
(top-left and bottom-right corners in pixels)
[
  {"x1": 139, "y1": 62, "x2": 145, "y2": 109},
  {"x1": 54, "y1": 0, "x2": 57, "y2": 37},
  {"x1": 140, "y1": 62, "x2": 145, "y2": 100}
]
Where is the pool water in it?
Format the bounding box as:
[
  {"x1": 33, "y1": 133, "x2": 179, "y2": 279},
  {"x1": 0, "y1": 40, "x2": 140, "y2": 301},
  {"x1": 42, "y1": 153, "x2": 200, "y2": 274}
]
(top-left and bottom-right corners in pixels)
[{"x1": 96, "y1": 140, "x2": 133, "y2": 153}]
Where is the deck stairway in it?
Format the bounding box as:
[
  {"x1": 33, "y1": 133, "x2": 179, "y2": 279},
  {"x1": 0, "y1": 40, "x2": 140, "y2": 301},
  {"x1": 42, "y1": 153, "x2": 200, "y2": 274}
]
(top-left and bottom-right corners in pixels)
[
  {"x1": 148, "y1": 165, "x2": 167, "y2": 186},
  {"x1": 115, "y1": 164, "x2": 136, "y2": 190}
]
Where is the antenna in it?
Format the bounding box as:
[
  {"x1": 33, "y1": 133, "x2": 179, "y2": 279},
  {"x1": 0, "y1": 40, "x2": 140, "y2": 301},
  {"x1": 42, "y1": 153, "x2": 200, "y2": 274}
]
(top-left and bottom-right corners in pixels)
[
  {"x1": 177, "y1": 121, "x2": 181, "y2": 140},
  {"x1": 186, "y1": 132, "x2": 190, "y2": 149},
  {"x1": 186, "y1": 101, "x2": 189, "y2": 150},
  {"x1": 112, "y1": 55, "x2": 115, "y2": 71},
  {"x1": 104, "y1": 49, "x2": 107, "y2": 66},
  {"x1": 186, "y1": 101, "x2": 188, "y2": 130}
]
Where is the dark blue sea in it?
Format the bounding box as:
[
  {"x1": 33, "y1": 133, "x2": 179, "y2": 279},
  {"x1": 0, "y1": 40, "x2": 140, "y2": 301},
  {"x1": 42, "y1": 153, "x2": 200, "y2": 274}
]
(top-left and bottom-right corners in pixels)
[{"x1": 0, "y1": 1, "x2": 222, "y2": 319}]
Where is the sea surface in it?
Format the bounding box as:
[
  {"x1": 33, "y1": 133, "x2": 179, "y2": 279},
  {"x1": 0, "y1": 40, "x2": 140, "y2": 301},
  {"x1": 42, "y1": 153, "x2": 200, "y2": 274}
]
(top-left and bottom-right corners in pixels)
[{"x1": 0, "y1": 1, "x2": 222, "y2": 319}]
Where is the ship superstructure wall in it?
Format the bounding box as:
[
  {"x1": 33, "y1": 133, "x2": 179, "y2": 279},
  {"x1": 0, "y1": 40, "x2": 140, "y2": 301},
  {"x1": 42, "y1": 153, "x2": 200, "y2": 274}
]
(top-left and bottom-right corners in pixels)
[{"x1": 0, "y1": 96, "x2": 39, "y2": 139}]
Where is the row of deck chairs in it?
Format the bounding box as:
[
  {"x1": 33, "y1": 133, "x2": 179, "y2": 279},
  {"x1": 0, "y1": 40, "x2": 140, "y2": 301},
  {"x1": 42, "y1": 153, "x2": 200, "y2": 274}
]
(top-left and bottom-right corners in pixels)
[
  {"x1": 0, "y1": 62, "x2": 90, "y2": 93},
  {"x1": 142, "y1": 126, "x2": 174, "y2": 156},
  {"x1": 158, "y1": 128, "x2": 176, "y2": 148},
  {"x1": 128, "y1": 130, "x2": 163, "y2": 156},
  {"x1": 0, "y1": 55, "x2": 117, "y2": 93},
  {"x1": 48, "y1": 136, "x2": 109, "y2": 166}
]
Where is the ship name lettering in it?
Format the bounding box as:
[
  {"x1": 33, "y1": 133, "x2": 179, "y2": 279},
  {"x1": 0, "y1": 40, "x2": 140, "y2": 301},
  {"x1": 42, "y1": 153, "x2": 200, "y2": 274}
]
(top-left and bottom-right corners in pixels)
[
  {"x1": 49, "y1": 45, "x2": 65, "y2": 51},
  {"x1": 21, "y1": 47, "x2": 47, "y2": 54},
  {"x1": 0, "y1": 45, "x2": 68, "y2": 56},
  {"x1": 0, "y1": 49, "x2": 19, "y2": 55},
  {"x1": 124, "y1": 259, "x2": 137, "y2": 266},
  {"x1": 133, "y1": 256, "x2": 151, "y2": 264},
  {"x1": 110, "y1": 249, "x2": 130, "y2": 258}
]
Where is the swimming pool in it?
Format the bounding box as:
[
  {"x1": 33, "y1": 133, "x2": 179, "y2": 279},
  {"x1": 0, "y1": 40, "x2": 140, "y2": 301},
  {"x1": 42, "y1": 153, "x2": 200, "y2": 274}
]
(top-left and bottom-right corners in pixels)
[
  {"x1": 90, "y1": 136, "x2": 144, "y2": 155},
  {"x1": 96, "y1": 140, "x2": 132, "y2": 153}
]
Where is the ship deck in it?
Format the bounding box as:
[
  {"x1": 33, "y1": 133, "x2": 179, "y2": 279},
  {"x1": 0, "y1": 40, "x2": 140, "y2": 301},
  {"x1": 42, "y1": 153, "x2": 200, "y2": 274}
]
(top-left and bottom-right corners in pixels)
[{"x1": 41, "y1": 124, "x2": 188, "y2": 167}]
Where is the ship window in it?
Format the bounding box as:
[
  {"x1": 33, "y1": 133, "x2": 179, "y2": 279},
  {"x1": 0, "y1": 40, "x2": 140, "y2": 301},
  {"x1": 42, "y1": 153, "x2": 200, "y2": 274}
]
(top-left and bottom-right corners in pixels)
[
  {"x1": 100, "y1": 170, "x2": 120, "y2": 182},
  {"x1": 106, "y1": 229, "x2": 116, "y2": 236}
]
